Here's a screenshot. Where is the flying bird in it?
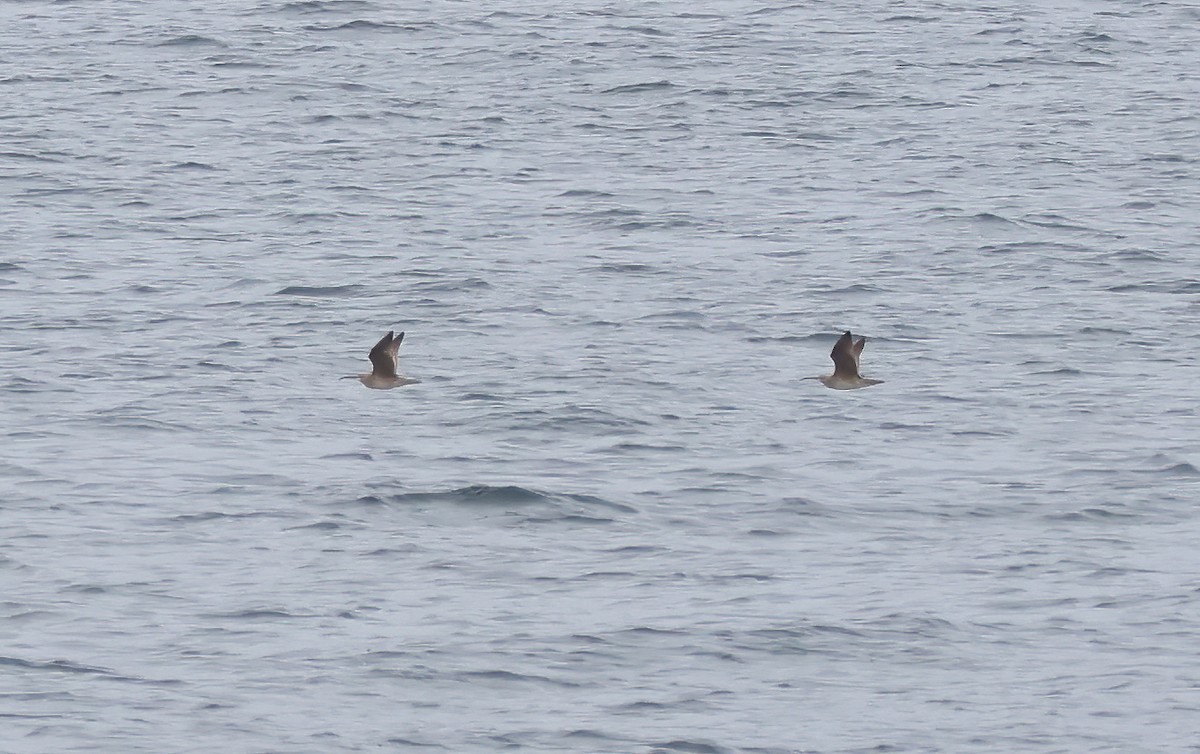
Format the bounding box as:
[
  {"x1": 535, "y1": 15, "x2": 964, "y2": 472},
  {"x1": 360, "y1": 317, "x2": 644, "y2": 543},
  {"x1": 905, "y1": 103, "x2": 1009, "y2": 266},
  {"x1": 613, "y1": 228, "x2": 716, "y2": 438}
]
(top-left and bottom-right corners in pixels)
[
  {"x1": 817, "y1": 330, "x2": 883, "y2": 390},
  {"x1": 347, "y1": 331, "x2": 419, "y2": 389}
]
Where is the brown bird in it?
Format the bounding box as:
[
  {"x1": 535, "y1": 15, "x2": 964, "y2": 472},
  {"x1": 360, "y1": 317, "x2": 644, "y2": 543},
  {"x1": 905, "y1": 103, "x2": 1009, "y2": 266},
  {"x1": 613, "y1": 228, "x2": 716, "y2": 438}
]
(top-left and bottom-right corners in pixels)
[
  {"x1": 347, "y1": 331, "x2": 419, "y2": 389},
  {"x1": 817, "y1": 330, "x2": 883, "y2": 390}
]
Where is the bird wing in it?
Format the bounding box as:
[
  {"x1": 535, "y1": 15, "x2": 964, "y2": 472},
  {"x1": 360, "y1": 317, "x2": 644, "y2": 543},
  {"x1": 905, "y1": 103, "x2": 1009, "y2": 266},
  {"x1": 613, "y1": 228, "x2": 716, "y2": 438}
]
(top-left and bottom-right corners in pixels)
[
  {"x1": 368, "y1": 331, "x2": 400, "y2": 378},
  {"x1": 852, "y1": 337, "x2": 866, "y2": 368},
  {"x1": 829, "y1": 331, "x2": 860, "y2": 378}
]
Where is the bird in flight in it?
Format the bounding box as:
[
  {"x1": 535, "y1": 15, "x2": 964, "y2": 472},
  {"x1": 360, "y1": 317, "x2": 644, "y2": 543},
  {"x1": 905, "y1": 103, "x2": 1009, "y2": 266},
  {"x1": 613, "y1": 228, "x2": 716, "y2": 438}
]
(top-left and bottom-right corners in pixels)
[
  {"x1": 817, "y1": 330, "x2": 883, "y2": 390},
  {"x1": 349, "y1": 331, "x2": 419, "y2": 389}
]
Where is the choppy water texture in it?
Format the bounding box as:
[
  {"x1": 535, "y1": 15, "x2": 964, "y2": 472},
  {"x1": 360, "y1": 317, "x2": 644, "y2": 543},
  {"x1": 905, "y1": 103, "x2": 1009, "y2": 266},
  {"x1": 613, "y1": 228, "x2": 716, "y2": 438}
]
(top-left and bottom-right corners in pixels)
[{"x1": 3, "y1": 1, "x2": 1200, "y2": 752}]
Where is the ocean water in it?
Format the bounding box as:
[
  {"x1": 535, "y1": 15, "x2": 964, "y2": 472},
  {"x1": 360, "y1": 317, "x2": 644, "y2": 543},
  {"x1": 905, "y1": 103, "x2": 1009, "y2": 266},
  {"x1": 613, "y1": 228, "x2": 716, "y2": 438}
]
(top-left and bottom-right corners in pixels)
[{"x1": 2, "y1": 1, "x2": 1199, "y2": 752}]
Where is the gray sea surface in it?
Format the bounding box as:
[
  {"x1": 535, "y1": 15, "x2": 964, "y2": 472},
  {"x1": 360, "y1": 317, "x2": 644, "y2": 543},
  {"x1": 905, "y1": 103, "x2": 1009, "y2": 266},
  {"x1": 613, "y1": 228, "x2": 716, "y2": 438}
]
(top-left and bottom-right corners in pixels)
[{"x1": 3, "y1": 1, "x2": 1200, "y2": 752}]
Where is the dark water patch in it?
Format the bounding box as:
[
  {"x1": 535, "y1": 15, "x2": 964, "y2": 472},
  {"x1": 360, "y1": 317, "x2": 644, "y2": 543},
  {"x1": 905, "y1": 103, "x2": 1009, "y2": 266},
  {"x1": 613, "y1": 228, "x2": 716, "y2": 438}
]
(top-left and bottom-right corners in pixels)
[
  {"x1": 61, "y1": 584, "x2": 106, "y2": 595},
  {"x1": 525, "y1": 514, "x2": 614, "y2": 525},
  {"x1": 1142, "y1": 462, "x2": 1200, "y2": 478},
  {"x1": 635, "y1": 310, "x2": 706, "y2": 323},
  {"x1": 1044, "y1": 508, "x2": 1141, "y2": 522},
  {"x1": 565, "y1": 729, "x2": 627, "y2": 744},
  {"x1": 366, "y1": 484, "x2": 636, "y2": 515},
  {"x1": 155, "y1": 35, "x2": 227, "y2": 47},
  {"x1": 648, "y1": 740, "x2": 731, "y2": 754},
  {"x1": 971, "y1": 211, "x2": 1019, "y2": 226},
  {"x1": 1105, "y1": 280, "x2": 1199, "y2": 293},
  {"x1": 1139, "y1": 153, "x2": 1188, "y2": 163},
  {"x1": 880, "y1": 421, "x2": 938, "y2": 433},
  {"x1": 274, "y1": 284, "x2": 364, "y2": 297},
  {"x1": 1024, "y1": 213, "x2": 1093, "y2": 232},
  {"x1": 367, "y1": 544, "x2": 421, "y2": 557},
  {"x1": 169, "y1": 161, "x2": 219, "y2": 171},
  {"x1": 170, "y1": 510, "x2": 286, "y2": 524},
  {"x1": 413, "y1": 277, "x2": 489, "y2": 292},
  {"x1": 90, "y1": 412, "x2": 190, "y2": 433},
  {"x1": 618, "y1": 626, "x2": 687, "y2": 638},
  {"x1": 569, "y1": 571, "x2": 636, "y2": 581},
  {"x1": 279, "y1": 0, "x2": 377, "y2": 13},
  {"x1": 193, "y1": 360, "x2": 244, "y2": 372},
  {"x1": 459, "y1": 669, "x2": 581, "y2": 688},
  {"x1": 605, "y1": 24, "x2": 670, "y2": 37},
  {"x1": 458, "y1": 392, "x2": 505, "y2": 402},
  {"x1": 207, "y1": 609, "x2": 313, "y2": 620},
  {"x1": 811, "y1": 283, "x2": 883, "y2": 296},
  {"x1": 2, "y1": 377, "x2": 57, "y2": 393},
  {"x1": 305, "y1": 20, "x2": 429, "y2": 32},
  {"x1": 592, "y1": 262, "x2": 659, "y2": 275},
  {"x1": 0, "y1": 152, "x2": 60, "y2": 164},
  {"x1": 602, "y1": 80, "x2": 674, "y2": 95},
  {"x1": 558, "y1": 189, "x2": 614, "y2": 198},
  {"x1": 605, "y1": 544, "x2": 666, "y2": 555},
  {"x1": 285, "y1": 520, "x2": 347, "y2": 531},
  {"x1": 979, "y1": 240, "x2": 1089, "y2": 254},
  {"x1": 607, "y1": 442, "x2": 685, "y2": 452},
  {"x1": 0, "y1": 657, "x2": 118, "y2": 677},
  {"x1": 385, "y1": 738, "x2": 446, "y2": 749},
  {"x1": 950, "y1": 428, "x2": 1013, "y2": 438}
]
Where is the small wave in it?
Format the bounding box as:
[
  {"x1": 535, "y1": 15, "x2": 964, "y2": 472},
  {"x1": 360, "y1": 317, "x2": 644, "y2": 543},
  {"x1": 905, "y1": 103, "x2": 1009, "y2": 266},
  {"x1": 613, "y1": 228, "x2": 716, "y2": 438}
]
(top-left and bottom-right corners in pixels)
[
  {"x1": 280, "y1": 0, "x2": 376, "y2": 13},
  {"x1": 285, "y1": 520, "x2": 345, "y2": 531},
  {"x1": 592, "y1": 262, "x2": 658, "y2": 274},
  {"x1": 169, "y1": 161, "x2": 219, "y2": 171},
  {"x1": 0, "y1": 657, "x2": 117, "y2": 677},
  {"x1": 358, "y1": 484, "x2": 636, "y2": 523},
  {"x1": 206, "y1": 609, "x2": 311, "y2": 620},
  {"x1": 605, "y1": 24, "x2": 669, "y2": 37},
  {"x1": 384, "y1": 738, "x2": 446, "y2": 749},
  {"x1": 274, "y1": 284, "x2": 363, "y2": 297},
  {"x1": 321, "y1": 451, "x2": 373, "y2": 461},
  {"x1": 635, "y1": 310, "x2": 706, "y2": 323},
  {"x1": 557, "y1": 189, "x2": 614, "y2": 198},
  {"x1": 648, "y1": 740, "x2": 731, "y2": 754},
  {"x1": 305, "y1": 20, "x2": 425, "y2": 32},
  {"x1": 155, "y1": 35, "x2": 226, "y2": 47},
  {"x1": 170, "y1": 511, "x2": 284, "y2": 524},
  {"x1": 972, "y1": 211, "x2": 1019, "y2": 225},
  {"x1": 1145, "y1": 462, "x2": 1200, "y2": 478},
  {"x1": 601, "y1": 80, "x2": 674, "y2": 95},
  {"x1": 459, "y1": 669, "x2": 581, "y2": 688},
  {"x1": 413, "y1": 277, "x2": 489, "y2": 292},
  {"x1": 1045, "y1": 508, "x2": 1139, "y2": 522}
]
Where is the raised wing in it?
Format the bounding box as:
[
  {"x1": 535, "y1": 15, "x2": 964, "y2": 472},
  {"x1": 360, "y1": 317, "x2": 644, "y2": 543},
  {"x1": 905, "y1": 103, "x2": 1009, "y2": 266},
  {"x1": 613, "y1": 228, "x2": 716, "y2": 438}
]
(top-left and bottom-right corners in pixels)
[
  {"x1": 368, "y1": 331, "x2": 403, "y2": 378},
  {"x1": 829, "y1": 331, "x2": 860, "y2": 378}
]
